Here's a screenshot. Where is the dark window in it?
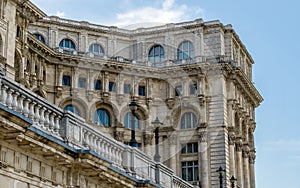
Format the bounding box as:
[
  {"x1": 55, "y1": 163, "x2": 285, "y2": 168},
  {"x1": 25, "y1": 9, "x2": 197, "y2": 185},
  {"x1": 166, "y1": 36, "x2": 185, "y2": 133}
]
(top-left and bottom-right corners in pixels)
[
  {"x1": 181, "y1": 112, "x2": 197, "y2": 129},
  {"x1": 109, "y1": 82, "x2": 115, "y2": 92},
  {"x1": 94, "y1": 80, "x2": 101, "y2": 90},
  {"x1": 64, "y1": 105, "x2": 79, "y2": 116},
  {"x1": 190, "y1": 83, "x2": 198, "y2": 95},
  {"x1": 124, "y1": 112, "x2": 139, "y2": 129},
  {"x1": 33, "y1": 34, "x2": 46, "y2": 44},
  {"x1": 177, "y1": 41, "x2": 194, "y2": 61},
  {"x1": 138, "y1": 86, "x2": 146, "y2": 96},
  {"x1": 148, "y1": 45, "x2": 164, "y2": 63},
  {"x1": 59, "y1": 39, "x2": 75, "y2": 49},
  {"x1": 181, "y1": 143, "x2": 198, "y2": 154},
  {"x1": 175, "y1": 85, "x2": 183, "y2": 96},
  {"x1": 78, "y1": 78, "x2": 86, "y2": 88},
  {"x1": 124, "y1": 84, "x2": 131, "y2": 94},
  {"x1": 182, "y1": 161, "x2": 199, "y2": 182},
  {"x1": 94, "y1": 108, "x2": 110, "y2": 126},
  {"x1": 62, "y1": 75, "x2": 71, "y2": 86}
]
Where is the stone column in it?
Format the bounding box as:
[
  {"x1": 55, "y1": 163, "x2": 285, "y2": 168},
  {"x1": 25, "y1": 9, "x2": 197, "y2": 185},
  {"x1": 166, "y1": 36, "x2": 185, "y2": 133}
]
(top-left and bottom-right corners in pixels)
[
  {"x1": 168, "y1": 133, "x2": 177, "y2": 173},
  {"x1": 249, "y1": 150, "x2": 256, "y2": 188},
  {"x1": 143, "y1": 133, "x2": 153, "y2": 157},
  {"x1": 228, "y1": 130, "x2": 236, "y2": 177},
  {"x1": 103, "y1": 72, "x2": 109, "y2": 92},
  {"x1": 235, "y1": 138, "x2": 244, "y2": 187},
  {"x1": 243, "y1": 145, "x2": 250, "y2": 188},
  {"x1": 198, "y1": 129, "x2": 209, "y2": 188}
]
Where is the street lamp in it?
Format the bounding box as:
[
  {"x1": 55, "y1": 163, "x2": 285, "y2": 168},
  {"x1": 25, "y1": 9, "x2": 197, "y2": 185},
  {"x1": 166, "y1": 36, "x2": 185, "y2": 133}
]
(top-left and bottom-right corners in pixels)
[
  {"x1": 128, "y1": 99, "x2": 139, "y2": 147},
  {"x1": 152, "y1": 117, "x2": 163, "y2": 162},
  {"x1": 230, "y1": 175, "x2": 237, "y2": 188},
  {"x1": 217, "y1": 166, "x2": 225, "y2": 188}
]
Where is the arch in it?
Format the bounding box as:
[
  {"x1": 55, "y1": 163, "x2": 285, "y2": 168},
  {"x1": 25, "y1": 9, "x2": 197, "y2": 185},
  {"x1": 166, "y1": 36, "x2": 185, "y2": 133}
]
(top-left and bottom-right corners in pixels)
[
  {"x1": 177, "y1": 41, "x2": 194, "y2": 61},
  {"x1": 94, "y1": 108, "x2": 110, "y2": 126},
  {"x1": 89, "y1": 43, "x2": 105, "y2": 55},
  {"x1": 172, "y1": 104, "x2": 200, "y2": 129},
  {"x1": 59, "y1": 97, "x2": 88, "y2": 119},
  {"x1": 33, "y1": 33, "x2": 46, "y2": 44},
  {"x1": 59, "y1": 38, "x2": 76, "y2": 50},
  {"x1": 148, "y1": 44, "x2": 164, "y2": 63},
  {"x1": 91, "y1": 101, "x2": 119, "y2": 127}
]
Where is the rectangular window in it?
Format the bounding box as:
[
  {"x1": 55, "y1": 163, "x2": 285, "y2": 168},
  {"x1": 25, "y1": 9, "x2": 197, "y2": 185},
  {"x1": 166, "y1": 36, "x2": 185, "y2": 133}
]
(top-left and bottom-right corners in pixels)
[
  {"x1": 94, "y1": 80, "x2": 101, "y2": 90},
  {"x1": 62, "y1": 75, "x2": 71, "y2": 86},
  {"x1": 124, "y1": 84, "x2": 131, "y2": 94},
  {"x1": 138, "y1": 86, "x2": 146, "y2": 96},
  {"x1": 190, "y1": 83, "x2": 198, "y2": 95},
  {"x1": 181, "y1": 143, "x2": 198, "y2": 154},
  {"x1": 109, "y1": 82, "x2": 115, "y2": 92},
  {"x1": 182, "y1": 161, "x2": 199, "y2": 182},
  {"x1": 78, "y1": 78, "x2": 86, "y2": 88},
  {"x1": 175, "y1": 85, "x2": 183, "y2": 96}
]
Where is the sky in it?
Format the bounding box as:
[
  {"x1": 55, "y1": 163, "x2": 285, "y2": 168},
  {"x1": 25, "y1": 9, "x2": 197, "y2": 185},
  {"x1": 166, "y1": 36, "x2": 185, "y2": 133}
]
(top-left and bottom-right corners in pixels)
[{"x1": 30, "y1": 0, "x2": 300, "y2": 187}]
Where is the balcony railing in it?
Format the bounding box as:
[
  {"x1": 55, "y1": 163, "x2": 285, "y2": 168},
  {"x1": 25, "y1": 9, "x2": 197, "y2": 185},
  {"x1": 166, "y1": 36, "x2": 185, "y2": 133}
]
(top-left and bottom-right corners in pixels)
[{"x1": 0, "y1": 68, "x2": 194, "y2": 188}]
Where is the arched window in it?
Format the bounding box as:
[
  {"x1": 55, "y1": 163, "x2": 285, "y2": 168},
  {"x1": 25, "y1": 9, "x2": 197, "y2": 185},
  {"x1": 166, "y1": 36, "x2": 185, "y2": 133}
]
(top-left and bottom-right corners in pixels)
[
  {"x1": 124, "y1": 112, "x2": 139, "y2": 129},
  {"x1": 64, "y1": 105, "x2": 79, "y2": 116},
  {"x1": 89, "y1": 43, "x2": 104, "y2": 54},
  {"x1": 94, "y1": 108, "x2": 110, "y2": 126},
  {"x1": 59, "y1": 39, "x2": 75, "y2": 49},
  {"x1": 177, "y1": 41, "x2": 194, "y2": 61},
  {"x1": 33, "y1": 34, "x2": 46, "y2": 44},
  {"x1": 180, "y1": 112, "x2": 197, "y2": 129},
  {"x1": 148, "y1": 45, "x2": 164, "y2": 63}
]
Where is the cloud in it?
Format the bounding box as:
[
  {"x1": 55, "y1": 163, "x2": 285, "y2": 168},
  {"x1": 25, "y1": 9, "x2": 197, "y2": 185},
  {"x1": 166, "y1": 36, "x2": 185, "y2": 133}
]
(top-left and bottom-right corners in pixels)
[
  {"x1": 115, "y1": 0, "x2": 204, "y2": 27},
  {"x1": 56, "y1": 11, "x2": 65, "y2": 17}
]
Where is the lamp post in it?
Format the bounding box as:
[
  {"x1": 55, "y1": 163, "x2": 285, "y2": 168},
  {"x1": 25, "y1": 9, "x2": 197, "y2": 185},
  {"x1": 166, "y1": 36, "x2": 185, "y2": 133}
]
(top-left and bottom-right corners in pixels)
[
  {"x1": 128, "y1": 99, "x2": 138, "y2": 147},
  {"x1": 230, "y1": 175, "x2": 237, "y2": 188},
  {"x1": 152, "y1": 117, "x2": 163, "y2": 162},
  {"x1": 217, "y1": 166, "x2": 225, "y2": 188}
]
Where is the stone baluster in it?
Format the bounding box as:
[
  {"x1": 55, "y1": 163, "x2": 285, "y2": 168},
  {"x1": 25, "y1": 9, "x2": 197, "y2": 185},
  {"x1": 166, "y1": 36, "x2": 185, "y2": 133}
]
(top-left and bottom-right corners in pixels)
[
  {"x1": 39, "y1": 107, "x2": 46, "y2": 128},
  {"x1": 44, "y1": 110, "x2": 50, "y2": 129},
  {"x1": 91, "y1": 135, "x2": 95, "y2": 149},
  {"x1": 0, "y1": 85, "x2": 8, "y2": 104},
  {"x1": 11, "y1": 91, "x2": 19, "y2": 111},
  {"x1": 54, "y1": 115, "x2": 61, "y2": 135},
  {"x1": 6, "y1": 88, "x2": 13, "y2": 108},
  {"x1": 23, "y1": 98, "x2": 30, "y2": 117},
  {"x1": 34, "y1": 104, "x2": 41, "y2": 125},
  {"x1": 29, "y1": 101, "x2": 36, "y2": 120},
  {"x1": 49, "y1": 113, "x2": 55, "y2": 131},
  {"x1": 104, "y1": 143, "x2": 108, "y2": 158},
  {"x1": 17, "y1": 95, "x2": 25, "y2": 113},
  {"x1": 97, "y1": 138, "x2": 103, "y2": 155}
]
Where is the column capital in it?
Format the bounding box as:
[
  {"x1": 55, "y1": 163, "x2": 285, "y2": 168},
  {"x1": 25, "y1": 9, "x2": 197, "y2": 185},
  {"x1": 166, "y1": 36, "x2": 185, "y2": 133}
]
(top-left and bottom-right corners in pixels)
[
  {"x1": 242, "y1": 145, "x2": 250, "y2": 158},
  {"x1": 249, "y1": 150, "x2": 256, "y2": 164},
  {"x1": 144, "y1": 133, "x2": 153, "y2": 145},
  {"x1": 228, "y1": 131, "x2": 236, "y2": 145},
  {"x1": 168, "y1": 133, "x2": 177, "y2": 145},
  {"x1": 235, "y1": 138, "x2": 243, "y2": 152},
  {"x1": 198, "y1": 130, "x2": 207, "y2": 142}
]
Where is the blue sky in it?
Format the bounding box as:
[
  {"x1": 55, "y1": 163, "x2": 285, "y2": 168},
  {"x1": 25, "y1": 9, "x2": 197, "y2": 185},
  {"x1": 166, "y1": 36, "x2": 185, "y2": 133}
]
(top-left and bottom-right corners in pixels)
[{"x1": 31, "y1": 0, "x2": 300, "y2": 187}]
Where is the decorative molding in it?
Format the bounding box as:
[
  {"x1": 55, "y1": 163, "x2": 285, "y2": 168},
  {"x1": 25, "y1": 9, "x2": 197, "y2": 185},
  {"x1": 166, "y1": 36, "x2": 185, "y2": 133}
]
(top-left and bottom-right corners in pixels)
[
  {"x1": 228, "y1": 131, "x2": 236, "y2": 145},
  {"x1": 242, "y1": 145, "x2": 250, "y2": 158},
  {"x1": 235, "y1": 138, "x2": 243, "y2": 152},
  {"x1": 168, "y1": 133, "x2": 177, "y2": 145},
  {"x1": 143, "y1": 133, "x2": 153, "y2": 145},
  {"x1": 249, "y1": 150, "x2": 256, "y2": 164},
  {"x1": 198, "y1": 130, "x2": 207, "y2": 142}
]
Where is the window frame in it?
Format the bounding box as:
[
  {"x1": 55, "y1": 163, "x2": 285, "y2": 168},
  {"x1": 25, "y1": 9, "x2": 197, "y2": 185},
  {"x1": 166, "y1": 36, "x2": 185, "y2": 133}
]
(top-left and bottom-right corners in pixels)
[
  {"x1": 123, "y1": 83, "x2": 131, "y2": 94},
  {"x1": 124, "y1": 112, "x2": 139, "y2": 129},
  {"x1": 181, "y1": 143, "x2": 198, "y2": 154},
  {"x1": 64, "y1": 105, "x2": 79, "y2": 116},
  {"x1": 148, "y1": 45, "x2": 165, "y2": 63},
  {"x1": 94, "y1": 108, "x2": 110, "y2": 127},
  {"x1": 59, "y1": 39, "x2": 76, "y2": 50},
  {"x1": 180, "y1": 112, "x2": 198, "y2": 129},
  {"x1": 78, "y1": 77, "x2": 86, "y2": 89},
  {"x1": 175, "y1": 85, "x2": 183, "y2": 96},
  {"x1": 94, "y1": 80, "x2": 101, "y2": 90},
  {"x1": 33, "y1": 33, "x2": 46, "y2": 44},
  {"x1": 177, "y1": 41, "x2": 194, "y2": 61},
  {"x1": 138, "y1": 85, "x2": 146, "y2": 96},
  {"x1": 62, "y1": 75, "x2": 71, "y2": 86},
  {"x1": 109, "y1": 82, "x2": 116, "y2": 92},
  {"x1": 89, "y1": 43, "x2": 105, "y2": 55},
  {"x1": 181, "y1": 161, "x2": 199, "y2": 182}
]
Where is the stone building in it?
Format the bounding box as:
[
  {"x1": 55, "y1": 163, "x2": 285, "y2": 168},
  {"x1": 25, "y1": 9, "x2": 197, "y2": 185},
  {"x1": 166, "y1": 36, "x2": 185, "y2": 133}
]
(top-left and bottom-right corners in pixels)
[{"x1": 0, "y1": 0, "x2": 262, "y2": 188}]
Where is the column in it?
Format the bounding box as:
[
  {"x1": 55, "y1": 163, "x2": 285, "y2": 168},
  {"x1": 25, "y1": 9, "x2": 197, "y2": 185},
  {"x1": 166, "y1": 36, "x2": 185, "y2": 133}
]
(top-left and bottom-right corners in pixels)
[
  {"x1": 235, "y1": 138, "x2": 244, "y2": 187},
  {"x1": 168, "y1": 133, "x2": 177, "y2": 173},
  {"x1": 249, "y1": 150, "x2": 256, "y2": 188},
  {"x1": 103, "y1": 72, "x2": 109, "y2": 92},
  {"x1": 228, "y1": 130, "x2": 236, "y2": 177},
  {"x1": 143, "y1": 133, "x2": 153, "y2": 157},
  {"x1": 243, "y1": 145, "x2": 250, "y2": 188},
  {"x1": 198, "y1": 129, "x2": 209, "y2": 188}
]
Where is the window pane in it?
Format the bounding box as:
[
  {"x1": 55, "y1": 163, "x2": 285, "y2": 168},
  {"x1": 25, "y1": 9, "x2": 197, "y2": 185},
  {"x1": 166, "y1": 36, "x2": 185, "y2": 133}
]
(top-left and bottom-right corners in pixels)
[
  {"x1": 109, "y1": 82, "x2": 115, "y2": 92},
  {"x1": 94, "y1": 80, "x2": 101, "y2": 90},
  {"x1": 94, "y1": 109, "x2": 110, "y2": 126},
  {"x1": 62, "y1": 75, "x2": 71, "y2": 86},
  {"x1": 78, "y1": 78, "x2": 86, "y2": 88},
  {"x1": 148, "y1": 45, "x2": 164, "y2": 63},
  {"x1": 124, "y1": 84, "x2": 131, "y2": 94},
  {"x1": 138, "y1": 86, "x2": 145, "y2": 96}
]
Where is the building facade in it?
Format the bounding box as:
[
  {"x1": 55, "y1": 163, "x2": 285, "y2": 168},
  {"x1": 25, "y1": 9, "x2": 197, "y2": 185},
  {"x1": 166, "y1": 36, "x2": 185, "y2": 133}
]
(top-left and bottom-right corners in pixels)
[{"x1": 0, "y1": 0, "x2": 262, "y2": 188}]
